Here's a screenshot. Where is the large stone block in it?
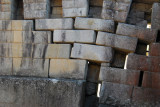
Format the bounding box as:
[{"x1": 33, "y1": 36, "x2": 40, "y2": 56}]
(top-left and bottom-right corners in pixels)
[
  {"x1": 132, "y1": 87, "x2": 160, "y2": 106},
  {"x1": 23, "y1": 0, "x2": 48, "y2": 4},
  {"x1": 49, "y1": 59, "x2": 88, "y2": 80},
  {"x1": 32, "y1": 31, "x2": 51, "y2": 43},
  {"x1": 126, "y1": 53, "x2": 160, "y2": 72},
  {"x1": 96, "y1": 32, "x2": 138, "y2": 53},
  {"x1": 71, "y1": 43, "x2": 114, "y2": 63},
  {"x1": 0, "y1": 76, "x2": 85, "y2": 107},
  {"x1": 13, "y1": 58, "x2": 49, "y2": 77},
  {"x1": 74, "y1": 17, "x2": 115, "y2": 32},
  {"x1": 99, "y1": 82, "x2": 133, "y2": 106},
  {"x1": 116, "y1": 23, "x2": 157, "y2": 43},
  {"x1": 0, "y1": 31, "x2": 13, "y2": 43},
  {"x1": 149, "y1": 43, "x2": 160, "y2": 56},
  {"x1": 151, "y1": 3, "x2": 160, "y2": 30},
  {"x1": 101, "y1": 0, "x2": 132, "y2": 22},
  {"x1": 32, "y1": 44, "x2": 48, "y2": 58},
  {"x1": 36, "y1": 18, "x2": 73, "y2": 31},
  {"x1": 62, "y1": 0, "x2": 89, "y2": 17},
  {"x1": 53, "y1": 30, "x2": 96, "y2": 44},
  {"x1": 0, "y1": 12, "x2": 14, "y2": 20},
  {"x1": 24, "y1": 10, "x2": 49, "y2": 19},
  {"x1": 0, "y1": 57, "x2": 12, "y2": 75},
  {"x1": 99, "y1": 67, "x2": 140, "y2": 86}
]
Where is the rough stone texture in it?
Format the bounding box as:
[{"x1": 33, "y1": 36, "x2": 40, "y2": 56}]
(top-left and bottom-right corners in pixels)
[
  {"x1": 86, "y1": 63, "x2": 100, "y2": 83},
  {"x1": 62, "y1": 0, "x2": 89, "y2": 17},
  {"x1": 99, "y1": 67, "x2": 140, "y2": 86},
  {"x1": 149, "y1": 43, "x2": 160, "y2": 56},
  {"x1": 0, "y1": 43, "x2": 12, "y2": 57},
  {"x1": 151, "y1": 3, "x2": 160, "y2": 30},
  {"x1": 12, "y1": 58, "x2": 49, "y2": 77},
  {"x1": 89, "y1": 0, "x2": 103, "y2": 6},
  {"x1": 74, "y1": 17, "x2": 115, "y2": 32},
  {"x1": 85, "y1": 95, "x2": 99, "y2": 107},
  {"x1": 116, "y1": 23, "x2": 157, "y2": 43},
  {"x1": 132, "y1": 87, "x2": 160, "y2": 106},
  {"x1": 45, "y1": 44, "x2": 71, "y2": 59},
  {"x1": 135, "y1": 42, "x2": 147, "y2": 55},
  {"x1": 85, "y1": 82, "x2": 98, "y2": 96},
  {"x1": 111, "y1": 51, "x2": 126, "y2": 68},
  {"x1": 142, "y1": 71, "x2": 160, "y2": 89},
  {"x1": 0, "y1": 57, "x2": 12, "y2": 75},
  {"x1": 53, "y1": 30, "x2": 96, "y2": 44},
  {"x1": 71, "y1": 43, "x2": 114, "y2": 63},
  {"x1": 89, "y1": 7, "x2": 102, "y2": 18},
  {"x1": 126, "y1": 53, "x2": 160, "y2": 72},
  {"x1": 101, "y1": 0, "x2": 132, "y2": 22},
  {"x1": 49, "y1": 59, "x2": 88, "y2": 80},
  {"x1": 99, "y1": 82, "x2": 133, "y2": 106},
  {"x1": 0, "y1": 76, "x2": 85, "y2": 107},
  {"x1": 35, "y1": 18, "x2": 74, "y2": 31},
  {"x1": 96, "y1": 32, "x2": 138, "y2": 53}
]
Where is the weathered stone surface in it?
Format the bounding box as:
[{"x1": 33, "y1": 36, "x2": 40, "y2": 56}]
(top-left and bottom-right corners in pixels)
[
  {"x1": 135, "y1": 42, "x2": 147, "y2": 55},
  {"x1": 87, "y1": 63, "x2": 100, "y2": 83},
  {"x1": 85, "y1": 95, "x2": 99, "y2": 107},
  {"x1": 74, "y1": 17, "x2": 115, "y2": 32},
  {"x1": 46, "y1": 44, "x2": 71, "y2": 59},
  {"x1": 36, "y1": 18, "x2": 73, "y2": 31},
  {"x1": 51, "y1": 7, "x2": 62, "y2": 17},
  {"x1": 151, "y1": 3, "x2": 160, "y2": 30},
  {"x1": 0, "y1": 43, "x2": 12, "y2": 57},
  {"x1": 99, "y1": 82, "x2": 133, "y2": 106},
  {"x1": 32, "y1": 44, "x2": 47, "y2": 58},
  {"x1": 132, "y1": 87, "x2": 160, "y2": 106},
  {"x1": 101, "y1": 0, "x2": 132, "y2": 22},
  {"x1": 32, "y1": 31, "x2": 51, "y2": 43},
  {"x1": 116, "y1": 23, "x2": 158, "y2": 43},
  {"x1": 99, "y1": 67, "x2": 140, "y2": 86},
  {"x1": 13, "y1": 58, "x2": 49, "y2": 77},
  {"x1": 89, "y1": 0, "x2": 103, "y2": 6},
  {"x1": 133, "y1": 0, "x2": 159, "y2": 4},
  {"x1": 51, "y1": 0, "x2": 62, "y2": 6},
  {"x1": 71, "y1": 43, "x2": 114, "y2": 63},
  {"x1": 149, "y1": 43, "x2": 160, "y2": 56},
  {"x1": 24, "y1": 10, "x2": 49, "y2": 19},
  {"x1": 0, "y1": 76, "x2": 85, "y2": 107},
  {"x1": 62, "y1": 0, "x2": 89, "y2": 17},
  {"x1": 0, "y1": 57, "x2": 12, "y2": 75},
  {"x1": 23, "y1": 0, "x2": 48, "y2": 4},
  {"x1": 89, "y1": 7, "x2": 102, "y2": 18},
  {"x1": 49, "y1": 59, "x2": 88, "y2": 80},
  {"x1": 85, "y1": 82, "x2": 98, "y2": 95},
  {"x1": 0, "y1": 12, "x2": 14, "y2": 20},
  {"x1": 142, "y1": 71, "x2": 160, "y2": 89},
  {"x1": 126, "y1": 53, "x2": 160, "y2": 72},
  {"x1": 53, "y1": 30, "x2": 96, "y2": 44},
  {"x1": 96, "y1": 32, "x2": 138, "y2": 53}
]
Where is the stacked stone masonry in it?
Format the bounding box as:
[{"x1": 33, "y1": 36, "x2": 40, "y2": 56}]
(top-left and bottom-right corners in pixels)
[{"x1": 0, "y1": 0, "x2": 159, "y2": 107}]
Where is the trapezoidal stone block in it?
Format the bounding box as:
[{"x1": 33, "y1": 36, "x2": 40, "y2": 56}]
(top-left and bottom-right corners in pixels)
[
  {"x1": 151, "y1": 3, "x2": 160, "y2": 30},
  {"x1": 96, "y1": 32, "x2": 138, "y2": 53},
  {"x1": 74, "y1": 17, "x2": 115, "y2": 32},
  {"x1": 0, "y1": 76, "x2": 85, "y2": 107},
  {"x1": 13, "y1": 58, "x2": 49, "y2": 77},
  {"x1": 99, "y1": 82, "x2": 133, "y2": 106},
  {"x1": 99, "y1": 67, "x2": 140, "y2": 86},
  {"x1": 0, "y1": 57, "x2": 12, "y2": 76},
  {"x1": 35, "y1": 18, "x2": 74, "y2": 31},
  {"x1": 49, "y1": 59, "x2": 88, "y2": 80},
  {"x1": 53, "y1": 30, "x2": 96, "y2": 44},
  {"x1": 101, "y1": 0, "x2": 132, "y2": 22},
  {"x1": 116, "y1": 23, "x2": 157, "y2": 43},
  {"x1": 126, "y1": 53, "x2": 160, "y2": 72},
  {"x1": 71, "y1": 43, "x2": 114, "y2": 63},
  {"x1": 62, "y1": 0, "x2": 89, "y2": 17},
  {"x1": 132, "y1": 87, "x2": 160, "y2": 106}
]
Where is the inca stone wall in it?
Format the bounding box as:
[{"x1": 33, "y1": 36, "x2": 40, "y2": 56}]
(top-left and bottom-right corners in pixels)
[{"x1": 0, "y1": 0, "x2": 160, "y2": 107}]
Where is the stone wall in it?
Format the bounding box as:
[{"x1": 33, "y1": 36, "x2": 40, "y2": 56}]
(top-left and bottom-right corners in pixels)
[{"x1": 0, "y1": 0, "x2": 160, "y2": 107}]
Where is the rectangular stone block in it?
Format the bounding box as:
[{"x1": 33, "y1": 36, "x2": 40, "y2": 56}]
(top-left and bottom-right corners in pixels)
[
  {"x1": 149, "y1": 43, "x2": 160, "y2": 56},
  {"x1": 132, "y1": 87, "x2": 160, "y2": 106},
  {"x1": 116, "y1": 23, "x2": 158, "y2": 43},
  {"x1": 99, "y1": 82, "x2": 133, "y2": 106},
  {"x1": 45, "y1": 44, "x2": 71, "y2": 59},
  {"x1": 53, "y1": 30, "x2": 96, "y2": 44},
  {"x1": 0, "y1": 20, "x2": 12, "y2": 30},
  {"x1": 0, "y1": 76, "x2": 85, "y2": 107},
  {"x1": 23, "y1": 0, "x2": 48, "y2": 4},
  {"x1": 74, "y1": 17, "x2": 115, "y2": 32},
  {"x1": 101, "y1": 0, "x2": 132, "y2": 22},
  {"x1": 32, "y1": 31, "x2": 51, "y2": 43},
  {"x1": 0, "y1": 43, "x2": 12, "y2": 57},
  {"x1": 62, "y1": 0, "x2": 89, "y2": 17},
  {"x1": 151, "y1": 3, "x2": 160, "y2": 30},
  {"x1": 36, "y1": 18, "x2": 73, "y2": 31},
  {"x1": 0, "y1": 31, "x2": 13, "y2": 43},
  {"x1": 13, "y1": 58, "x2": 49, "y2": 77},
  {"x1": 99, "y1": 67, "x2": 140, "y2": 86},
  {"x1": 126, "y1": 53, "x2": 160, "y2": 72},
  {"x1": 71, "y1": 43, "x2": 114, "y2": 63},
  {"x1": 0, "y1": 57, "x2": 12, "y2": 75},
  {"x1": 32, "y1": 44, "x2": 48, "y2": 58},
  {"x1": 51, "y1": 7, "x2": 62, "y2": 15},
  {"x1": 13, "y1": 31, "x2": 32, "y2": 43},
  {"x1": 49, "y1": 59, "x2": 88, "y2": 80},
  {"x1": 142, "y1": 71, "x2": 160, "y2": 89},
  {"x1": 24, "y1": 10, "x2": 49, "y2": 19},
  {"x1": 96, "y1": 32, "x2": 138, "y2": 53},
  {"x1": 23, "y1": 3, "x2": 48, "y2": 11}
]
